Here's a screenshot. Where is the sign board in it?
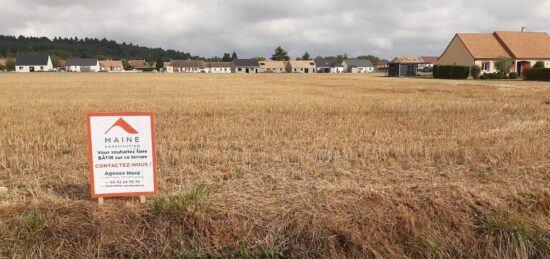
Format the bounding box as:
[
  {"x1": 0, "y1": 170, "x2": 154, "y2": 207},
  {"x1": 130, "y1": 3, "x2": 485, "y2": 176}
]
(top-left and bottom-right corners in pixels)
[{"x1": 86, "y1": 112, "x2": 157, "y2": 199}]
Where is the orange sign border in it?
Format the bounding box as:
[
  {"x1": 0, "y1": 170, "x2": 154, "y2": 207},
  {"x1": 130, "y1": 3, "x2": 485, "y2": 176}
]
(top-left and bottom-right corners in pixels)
[{"x1": 86, "y1": 112, "x2": 158, "y2": 199}]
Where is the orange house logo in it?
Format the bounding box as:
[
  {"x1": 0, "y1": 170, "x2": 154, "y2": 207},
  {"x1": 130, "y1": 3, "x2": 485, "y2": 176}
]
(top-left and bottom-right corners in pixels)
[{"x1": 105, "y1": 118, "x2": 139, "y2": 134}]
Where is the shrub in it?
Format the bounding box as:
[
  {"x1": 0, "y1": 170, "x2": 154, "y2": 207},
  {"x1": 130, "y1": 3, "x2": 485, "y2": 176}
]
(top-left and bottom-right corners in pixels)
[
  {"x1": 494, "y1": 56, "x2": 513, "y2": 73},
  {"x1": 481, "y1": 72, "x2": 509, "y2": 80},
  {"x1": 432, "y1": 65, "x2": 439, "y2": 78},
  {"x1": 471, "y1": 65, "x2": 481, "y2": 79},
  {"x1": 524, "y1": 68, "x2": 550, "y2": 81},
  {"x1": 433, "y1": 65, "x2": 470, "y2": 79},
  {"x1": 508, "y1": 72, "x2": 519, "y2": 79},
  {"x1": 533, "y1": 61, "x2": 545, "y2": 68}
]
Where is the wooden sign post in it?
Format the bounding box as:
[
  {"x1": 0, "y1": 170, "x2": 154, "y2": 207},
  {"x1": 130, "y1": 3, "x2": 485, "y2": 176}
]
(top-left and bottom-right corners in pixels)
[{"x1": 86, "y1": 112, "x2": 158, "y2": 204}]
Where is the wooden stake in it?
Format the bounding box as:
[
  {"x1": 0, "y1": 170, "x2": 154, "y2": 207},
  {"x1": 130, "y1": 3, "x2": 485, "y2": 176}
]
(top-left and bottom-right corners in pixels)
[
  {"x1": 98, "y1": 197, "x2": 104, "y2": 205},
  {"x1": 139, "y1": 196, "x2": 146, "y2": 204}
]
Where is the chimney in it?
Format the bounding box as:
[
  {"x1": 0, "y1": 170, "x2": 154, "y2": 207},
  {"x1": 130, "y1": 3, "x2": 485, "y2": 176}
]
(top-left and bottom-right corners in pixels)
[{"x1": 521, "y1": 26, "x2": 527, "y2": 32}]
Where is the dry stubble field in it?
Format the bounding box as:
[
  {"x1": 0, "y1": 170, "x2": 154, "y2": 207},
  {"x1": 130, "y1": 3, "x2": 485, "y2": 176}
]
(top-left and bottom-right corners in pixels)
[{"x1": 0, "y1": 73, "x2": 549, "y2": 258}]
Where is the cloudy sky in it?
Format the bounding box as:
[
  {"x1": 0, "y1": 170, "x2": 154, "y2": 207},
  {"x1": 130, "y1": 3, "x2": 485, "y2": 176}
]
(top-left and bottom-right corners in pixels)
[{"x1": 1, "y1": 0, "x2": 549, "y2": 59}]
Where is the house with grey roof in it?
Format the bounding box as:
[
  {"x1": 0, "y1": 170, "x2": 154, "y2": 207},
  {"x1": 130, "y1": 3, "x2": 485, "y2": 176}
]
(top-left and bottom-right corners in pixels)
[
  {"x1": 66, "y1": 58, "x2": 100, "y2": 72},
  {"x1": 342, "y1": 59, "x2": 374, "y2": 73},
  {"x1": 314, "y1": 58, "x2": 344, "y2": 73},
  {"x1": 15, "y1": 55, "x2": 53, "y2": 72},
  {"x1": 232, "y1": 59, "x2": 261, "y2": 73}
]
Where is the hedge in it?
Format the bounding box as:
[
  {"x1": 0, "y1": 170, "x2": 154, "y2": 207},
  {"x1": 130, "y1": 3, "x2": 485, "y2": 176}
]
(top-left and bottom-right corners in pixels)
[
  {"x1": 524, "y1": 68, "x2": 550, "y2": 81},
  {"x1": 433, "y1": 65, "x2": 470, "y2": 79}
]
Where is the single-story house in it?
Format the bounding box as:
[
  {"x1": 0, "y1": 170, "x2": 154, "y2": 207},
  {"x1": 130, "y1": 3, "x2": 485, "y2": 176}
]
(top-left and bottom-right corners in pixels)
[
  {"x1": 286, "y1": 60, "x2": 316, "y2": 73},
  {"x1": 388, "y1": 57, "x2": 428, "y2": 77},
  {"x1": 437, "y1": 31, "x2": 550, "y2": 77},
  {"x1": 99, "y1": 60, "x2": 124, "y2": 72},
  {"x1": 15, "y1": 55, "x2": 53, "y2": 72},
  {"x1": 170, "y1": 60, "x2": 205, "y2": 73},
  {"x1": 314, "y1": 58, "x2": 344, "y2": 73},
  {"x1": 232, "y1": 59, "x2": 260, "y2": 73},
  {"x1": 419, "y1": 56, "x2": 438, "y2": 69},
  {"x1": 129, "y1": 59, "x2": 153, "y2": 71},
  {"x1": 259, "y1": 60, "x2": 286, "y2": 73},
  {"x1": 205, "y1": 62, "x2": 231, "y2": 73},
  {"x1": 342, "y1": 59, "x2": 374, "y2": 73},
  {"x1": 66, "y1": 58, "x2": 100, "y2": 72}
]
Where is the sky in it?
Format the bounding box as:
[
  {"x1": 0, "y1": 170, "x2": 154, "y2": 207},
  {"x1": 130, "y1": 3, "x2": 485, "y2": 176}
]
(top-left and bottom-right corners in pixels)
[{"x1": 1, "y1": 0, "x2": 550, "y2": 59}]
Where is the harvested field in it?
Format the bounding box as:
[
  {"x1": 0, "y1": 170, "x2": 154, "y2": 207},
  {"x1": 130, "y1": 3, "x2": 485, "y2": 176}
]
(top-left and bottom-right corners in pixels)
[{"x1": 0, "y1": 73, "x2": 549, "y2": 258}]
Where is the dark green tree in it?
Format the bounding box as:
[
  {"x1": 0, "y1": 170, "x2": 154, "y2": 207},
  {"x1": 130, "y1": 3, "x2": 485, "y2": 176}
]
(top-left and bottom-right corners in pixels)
[
  {"x1": 271, "y1": 46, "x2": 289, "y2": 61},
  {"x1": 302, "y1": 52, "x2": 311, "y2": 60},
  {"x1": 222, "y1": 53, "x2": 232, "y2": 62},
  {"x1": 231, "y1": 51, "x2": 238, "y2": 60},
  {"x1": 155, "y1": 58, "x2": 164, "y2": 71},
  {"x1": 252, "y1": 56, "x2": 266, "y2": 61}
]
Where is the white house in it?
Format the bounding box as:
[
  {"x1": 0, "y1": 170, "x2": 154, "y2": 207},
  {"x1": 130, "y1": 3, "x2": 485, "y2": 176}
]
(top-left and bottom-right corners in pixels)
[
  {"x1": 205, "y1": 62, "x2": 232, "y2": 73},
  {"x1": 170, "y1": 60, "x2": 205, "y2": 73},
  {"x1": 164, "y1": 62, "x2": 174, "y2": 73},
  {"x1": 66, "y1": 58, "x2": 100, "y2": 72},
  {"x1": 342, "y1": 59, "x2": 374, "y2": 73},
  {"x1": 99, "y1": 60, "x2": 124, "y2": 72},
  {"x1": 232, "y1": 59, "x2": 261, "y2": 73},
  {"x1": 314, "y1": 58, "x2": 344, "y2": 73},
  {"x1": 15, "y1": 55, "x2": 53, "y2": 72}
]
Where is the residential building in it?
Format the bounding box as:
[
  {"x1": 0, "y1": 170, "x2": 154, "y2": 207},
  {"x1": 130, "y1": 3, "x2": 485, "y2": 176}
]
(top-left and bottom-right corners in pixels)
[
  {"x1": 170, "y1": 60, "x2": 205, "y2": 73},
  {"x1": 232, "y1": 59, "x2": 260, "y2": 73},
  {"x1": 314, "y1": 58, "x2": 344, "y2": 73},
  {"x1": 66, "y1": 58, "x2": 100, "y2": 72},
  {"x1": 286, "y1": 60, "x2": 316, "y2": 73},
  {"x1": 438, "y1": 31, "x2": 550, "y2": 77},
  {"x1": 15, "y1": 55, "x2": 53, "y2": 72},
  {"x1": 205, "y1": 62, "x2": 232, "y2": 73},
  {"x1": 99, "y1": 60, "x2": 124, "y2": 72},
  {"x1": 342, "y1": 59, "x2": 374, "y2": 73},
  {"x1": 259, "y1": 60, "x2": 286, "y2": 73}
]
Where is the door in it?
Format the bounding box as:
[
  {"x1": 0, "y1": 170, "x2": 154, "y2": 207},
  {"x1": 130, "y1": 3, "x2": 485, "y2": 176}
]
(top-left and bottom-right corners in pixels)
[
  {"x1": 517, "y1": 61, "x2": 531, "y2": 78},
  {"x1": 246, "y1": 68, "x2": 249, "y2": 73},
  {"x1": 30, "y1": 67, "x2": 35, "y2": 72},
  {"x1": 305, "y1": 68, "x2": 309, "y2": 73}
]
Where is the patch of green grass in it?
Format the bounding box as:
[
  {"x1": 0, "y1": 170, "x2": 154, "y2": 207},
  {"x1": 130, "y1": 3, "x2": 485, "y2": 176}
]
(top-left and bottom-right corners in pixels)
[
  {"x1": 412, "y1": 238, "x2": 442, "y2": 259},
  {"x1": 263, "y1": 174, "x2": 276, "y2": 184},
  {"x1": 234, "y1": 167, "x2": 246, "y2": 179},
  {"x1": 18, "y1": 209, "x2": 45, "y2": 232},
  {"x1": 481, "y1": 209, "x2": 550, "y2": 258},
  {"x1": 152, "y1": 184, "x2": 211, "y2": 216}
]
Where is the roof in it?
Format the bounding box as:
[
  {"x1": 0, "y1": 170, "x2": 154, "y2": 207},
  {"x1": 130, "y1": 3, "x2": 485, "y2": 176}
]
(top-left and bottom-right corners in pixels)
[
  {"x1": 344, "y1": 59, "x2": 373, "y2": 67},
  {"x1": 420, "y1": 56, "x2": 438, "y2": 64},
  {"x1": 288, "y1": 60, "x2": 316, "y2": 68},
  {"x1": 390, "y1": 57, "x2": 427, "y2": 64},
  {"x1": 206, "y1": 62, "x2": 231, "y2": 68},
  {"x1": 494, "y1": 31, "x2": 550, "y2": 58},
  {"x1": 66, "y1": 58, "x2": 98, "y2": 66},
  {"x1": 99, "y1": 60, "x2": 123, "y2": 68},
  {"x1": 129, "y1": 59, "x2": 151, "y2": 68},
  {"x1": 56, "y1": 59, "x2": 66, "y2": 67},
  {"x1": 170, "y1": 60, "x2": 205, "y2": 68},
  {"x1": 259, "y1": 60, "x2": 286, "y2": 68},
  {"x1": 375, "y1": 59, "x2": 389, "y2": 66},
  {"x1": 314, "y1": 58, "x2": 343, "y2": 67},
  {"x1": 455, "y1": 33, "x2": 511, "y2": 59},
  {"x1": 232, "y1": 59, "x2": 260, "y2": 67},
  {"x1": 15, "y1": 55, "x2": 50, "y2": 66}
]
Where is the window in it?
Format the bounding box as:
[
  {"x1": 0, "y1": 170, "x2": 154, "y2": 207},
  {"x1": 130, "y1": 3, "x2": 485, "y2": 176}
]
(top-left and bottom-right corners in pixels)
[
  {"x1": 481, "y1": 62, "x2": 490, "y2": 71},
  {"x1": 238, "y1": 68, "x2": 242, "y2": 72}
]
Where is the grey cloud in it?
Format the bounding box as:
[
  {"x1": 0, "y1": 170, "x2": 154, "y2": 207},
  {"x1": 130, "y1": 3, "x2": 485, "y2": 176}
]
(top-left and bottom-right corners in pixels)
[{"x1": 0, "y1": 0, "x2": 549, "y2": 59}]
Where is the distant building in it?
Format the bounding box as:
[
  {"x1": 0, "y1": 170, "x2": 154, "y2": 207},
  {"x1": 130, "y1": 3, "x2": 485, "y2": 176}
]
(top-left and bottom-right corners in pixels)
[
  {"x1": 388, "y1": 57, "x2": 428, "y2": 77},
  {"x1": 314, "y1": 58, "x2": 344, "y2": 73},
  {"x1": 420, "y1": 56, "x2": 438, "y2": 69},
  {"x1": 232, "y1": 59, "x2": 261, "y2": 73},
  {"x1": 375, "y1": 59, "x2": 389, "y2": 70},
  {"x1": 170, "y1": 60, "x2": 205, "y2": 73},
  {"x1": 128, "y1": 59, "x2": 153, "y2": 71},
  {"x1": 66, "y1": 58, "x2": 100, "y2": 72},
  {"x1": 163, "y1": 62, "x2": 173, "y2": 73},
  {"x1": 99, "y1": 60, "x2": 124, "y2": 72},
  {"x1": 259, "y1": 60, "x2": 286, "y2": 73},
  {"x1": 205, "y1": 62, "x2": 232, "y2": 73},
  {"x1": 15, "y1": 55, "x2": 53, "y2": 72},
  {"x1": 342, "y1": 59, "x2": 374, "y2": 73},
  {"x1": 438, "y1": 31, "x2": 550, "y2": 77},
  {"x1": 286, "y1": 60, "x2": 316, "y2": 73}
]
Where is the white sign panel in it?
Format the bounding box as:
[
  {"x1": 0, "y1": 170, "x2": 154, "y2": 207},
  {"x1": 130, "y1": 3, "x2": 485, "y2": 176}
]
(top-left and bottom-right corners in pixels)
[{"x1": 86, "y1": 112, "x2": 157, "y2": 198}]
